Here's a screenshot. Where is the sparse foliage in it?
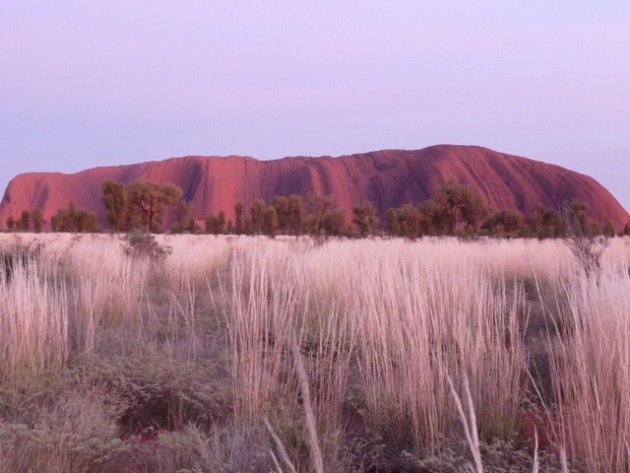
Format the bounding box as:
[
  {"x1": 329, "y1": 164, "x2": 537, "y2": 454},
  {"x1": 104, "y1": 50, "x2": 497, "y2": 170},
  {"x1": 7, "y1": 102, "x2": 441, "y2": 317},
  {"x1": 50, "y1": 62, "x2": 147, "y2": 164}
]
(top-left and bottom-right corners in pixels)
[
  {"x1": 205, "y1": 211, "x2": 227, "y2": 234},
  {"x1": 562, "y1": 201, "x2": 609, "y2": 276},
  {"x1": 171, "y1": 200, "x2": 191, "y2": 234},
  {"x1": 482, "y1": 209, "x2": 525, "y2": 238},
  {"x1": 126, "y1": 180, "x2": 183, "y2": 232},
  {"x1": 263, "y1": 205, "x2": 279, "y2": 237},
  {"x1": 234, "y1": 201, "x2": 244, "y2": 234},
  {"x1": 51, "y1": 202, "x2": 100, "y2": 232},
  {"x1": 121, "y1": 228, "x2": 171, "y2": 261},
  {"x1": 352, "y1": 200, "x2": 379, "y2": 237},
  {"x1": 102, "y1": 180, "x2": 184, "y2": 232},
  {"x1": 18, "y1": 210, "x2": 30, "y2": 232},
  {"x1": 102, "y1": 180, "x2": 129, "y2": 231}
]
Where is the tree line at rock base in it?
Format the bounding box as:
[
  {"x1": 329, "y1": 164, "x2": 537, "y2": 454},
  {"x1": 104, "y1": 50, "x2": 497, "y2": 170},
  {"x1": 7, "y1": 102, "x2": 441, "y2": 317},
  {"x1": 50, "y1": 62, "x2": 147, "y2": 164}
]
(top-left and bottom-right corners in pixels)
[
  {"x1": 5, "y1": 205, "x2": 100, "y2": 233},
  {"x1": 4, "y1": 179, "x2": 630, "y2": 239}
]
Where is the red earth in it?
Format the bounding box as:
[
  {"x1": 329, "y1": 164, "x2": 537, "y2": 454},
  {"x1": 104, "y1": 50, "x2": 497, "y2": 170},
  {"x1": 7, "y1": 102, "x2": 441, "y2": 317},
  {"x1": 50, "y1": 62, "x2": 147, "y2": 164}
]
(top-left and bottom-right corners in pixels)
[{"x1": 1, "y1": 145, "x2": 627, "y2": 229}]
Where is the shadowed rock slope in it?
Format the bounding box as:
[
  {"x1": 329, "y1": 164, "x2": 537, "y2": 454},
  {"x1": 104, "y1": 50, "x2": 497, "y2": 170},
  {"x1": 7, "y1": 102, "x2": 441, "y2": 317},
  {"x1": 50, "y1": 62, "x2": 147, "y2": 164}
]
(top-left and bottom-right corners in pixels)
[{"x1": 1, "y1": 145, "x2": 627, "y2": 229}]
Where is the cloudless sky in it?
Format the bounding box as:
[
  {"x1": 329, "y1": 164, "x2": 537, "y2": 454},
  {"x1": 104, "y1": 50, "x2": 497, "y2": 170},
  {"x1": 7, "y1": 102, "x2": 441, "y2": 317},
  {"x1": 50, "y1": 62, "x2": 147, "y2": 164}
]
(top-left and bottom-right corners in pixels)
[{"x1": 1, "y1": 1, "x2": 629, "y2": 209}]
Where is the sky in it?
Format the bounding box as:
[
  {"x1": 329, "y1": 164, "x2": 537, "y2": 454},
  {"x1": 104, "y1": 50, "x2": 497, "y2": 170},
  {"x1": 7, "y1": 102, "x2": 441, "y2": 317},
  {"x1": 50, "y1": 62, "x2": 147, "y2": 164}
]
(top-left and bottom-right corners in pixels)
[{"x1": 1, "y1": 1, "x2": 630, "y2": 209}]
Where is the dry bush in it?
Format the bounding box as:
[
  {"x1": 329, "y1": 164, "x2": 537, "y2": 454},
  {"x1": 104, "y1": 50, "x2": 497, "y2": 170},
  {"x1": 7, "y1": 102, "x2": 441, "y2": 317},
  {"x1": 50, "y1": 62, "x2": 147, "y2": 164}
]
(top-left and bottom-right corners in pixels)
[
  {"x1": 0, "y1": 387, "x2": 268, "y2": 473},
  {"x1": 121, "y1": 228, "x2": 172, "y2": 261},
  {"x1": 561, "y1": 204, "x2": 610, "y2": 277},
  {"x1": 0, "y1": 389, "x2": 122, "y2": 473},
  {"x1": 81, "y1": 355, "x2": 231, "y2": 436}
]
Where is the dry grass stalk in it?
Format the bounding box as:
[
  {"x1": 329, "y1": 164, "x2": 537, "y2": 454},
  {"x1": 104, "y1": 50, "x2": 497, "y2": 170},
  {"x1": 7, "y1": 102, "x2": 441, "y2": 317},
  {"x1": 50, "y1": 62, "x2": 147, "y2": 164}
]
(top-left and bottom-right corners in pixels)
[
  {"x1": 447, "y1": 374, "x2": 483, "y2": 473},
  {"x1": 290, "y1": 333, "x2": 325, "y2": 473},
  {"x1": 269, "y1": 449, "x2": 285, "y2": 473},
  {"x1": 532, "y1": 429, "x2": 539, "y2": 473},
  {"x1": 263, "y1": 416, "x2": 298, "y2": 473}
]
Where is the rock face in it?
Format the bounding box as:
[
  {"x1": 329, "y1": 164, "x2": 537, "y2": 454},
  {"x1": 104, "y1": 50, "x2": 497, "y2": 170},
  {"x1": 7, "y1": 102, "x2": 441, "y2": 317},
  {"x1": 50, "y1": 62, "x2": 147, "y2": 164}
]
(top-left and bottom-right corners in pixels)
[{"x1": 1, "y1": 145, "x2": 628, "y2": 229}]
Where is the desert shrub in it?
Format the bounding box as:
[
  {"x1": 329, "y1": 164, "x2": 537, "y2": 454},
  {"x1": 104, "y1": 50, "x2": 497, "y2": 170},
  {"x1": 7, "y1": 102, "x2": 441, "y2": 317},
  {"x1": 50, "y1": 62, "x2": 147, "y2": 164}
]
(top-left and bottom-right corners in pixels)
[
  {"x1": 121, "y1": 228, "x2": 171, "y2": 261},
  {"x1": 562, "y1": 202, "x2": 609, "y2": 276},
  {"x1": 342, "y1": 435, "x2": 574, "y2": 473},
  {"x1": 82, "y1": 356, "x2": 231, "y2": 436},
  {"x1": 0, "y1": 408, "x2": 272, "y2": 473},
  {"x1": 0, "y1": 389, "x2": 123, "y2": 473},
  {"x1": 104, "y1": 424, "x2": 273, "y2": 473}
]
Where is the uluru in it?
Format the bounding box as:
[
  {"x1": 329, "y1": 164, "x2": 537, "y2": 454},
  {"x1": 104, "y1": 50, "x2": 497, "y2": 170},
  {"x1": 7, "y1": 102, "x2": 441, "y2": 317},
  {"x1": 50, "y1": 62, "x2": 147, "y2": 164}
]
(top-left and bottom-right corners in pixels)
[{"x1": 0, "y1": 144, "x2": 628, "y2": 230}]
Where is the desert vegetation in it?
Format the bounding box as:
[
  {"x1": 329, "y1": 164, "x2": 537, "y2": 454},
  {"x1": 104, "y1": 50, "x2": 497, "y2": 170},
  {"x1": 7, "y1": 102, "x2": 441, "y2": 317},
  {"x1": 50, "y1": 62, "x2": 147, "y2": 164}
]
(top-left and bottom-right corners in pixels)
[
  {"x1": 7, "y1": 180, "x2": 630, "y2": 240},
  {"x1": 0, "y1": 232, "x2": 629, "y2": 472}
]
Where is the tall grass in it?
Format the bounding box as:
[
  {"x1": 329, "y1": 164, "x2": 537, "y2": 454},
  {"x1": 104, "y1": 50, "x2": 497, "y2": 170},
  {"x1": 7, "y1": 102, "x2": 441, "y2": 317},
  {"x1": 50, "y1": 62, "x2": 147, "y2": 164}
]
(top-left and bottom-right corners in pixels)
[
  {"x1": 0, "y1": 233, "x2": 628, "y2": 471},
  {"x1": 0, "y1": 259, "x2": 68, "y2": 381},
  {"x1": 226, "y1": 238, "x2": 528, "y2": 457},
  {"x1": 548, "y1": 264, "x2": 630, "y2": 472},
  {"x1": 348, "y1": 251, "x2": 527, "y2": 448}
]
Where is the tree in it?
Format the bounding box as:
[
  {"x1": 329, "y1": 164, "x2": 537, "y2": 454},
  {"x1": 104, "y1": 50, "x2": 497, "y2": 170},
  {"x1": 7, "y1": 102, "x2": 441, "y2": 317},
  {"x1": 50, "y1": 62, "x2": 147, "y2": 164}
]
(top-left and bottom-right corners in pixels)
[
  {"x1": 250, "y1": 200, "x2": 267, "y2": 234},
  {"x1": 482, "y1": 209, "x2": 524, "y2": 238},
  {"x1": 76, "y1": 210, "x2": 99, "y2": 233},
  {"x1": 32, "y1": 208, "x2": 43, "y2": 233},
  {"x1": 304, "y1": 194, "x2": 334, "y2": 236},
  {"x1": 272, "y1": 196, "x2": 290, "y2": 231},
  {"x1": 6, "y1": 216, "x2": 15, "y2": 232},
  {"x1": 433, "y1": 182, "x2": 486, "y2": 235},
  {"x1": 205, "y1": 214, "x2": 217, "y2": 234},
  {"x1": 243, "y1": 216, "x2": 254, "y2": 235},
  {"x1": 171, "y1": 200, "x2": 191, "y2": 234},
  {"x1": 603, "y1": 220, "x2": 615, "y2": 238},
  {"x1": 235, "y1": 202, "x2": 244, "y2": 234},
  {"x1": 217, "y1": 211, "x2": 226, "y2": 234},
  {"x1": 386, "y1": 208, "x2": 400, "y2": 236},
  {"x1": 322, "y1": 208, "x2": 347, "y2": 237},
  {"x1": 397, "y1": 203, "x2": 421, "y2": 239},
  {"x1": 101, "y1": 179, "x2": 184, "y2": 232},
  {"x1": 562, "y1": 200, "x2": 590, "y2": 235},
  {"x1": 102, "y1": 181, "x2": 128, "y2": 231},
  {"x1": 287, "y1": 195, "x2": 304, "y2": 235},
  {"x1": 51, "y1": 203, "x2": 100, "y2": 233},
  {"x1": 263, "y1": 205, "x2": 279, "y2": 237},
  {"x1": 206, "y1": 211, "x2": 227, "y2": 234},
  {"x1": 126, "y1": 180, "x2": 183, "y2": 232},
  {"x1": 419, "y1": 199, "x2": 450, "y2": 235},
  {"x1": 19, "y1": 211, "x2": 30, "y2": 232},
  {"x1": 352, "y1": 201, "x2": 379, "y2": 237},
  {"x1": 528, "y1": 205, "x2": 564, "y2": 239}
]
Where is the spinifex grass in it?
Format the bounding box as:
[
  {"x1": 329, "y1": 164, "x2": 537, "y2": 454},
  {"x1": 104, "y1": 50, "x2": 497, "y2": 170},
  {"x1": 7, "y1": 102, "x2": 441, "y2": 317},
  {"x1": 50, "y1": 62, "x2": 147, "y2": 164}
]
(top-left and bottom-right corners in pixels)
[
  {"x1": 547, "y1": 265, "x2": 630, "y2": 473},
  {"x1": 0, "y1": 233, "x2": 627, "y2": 472}
]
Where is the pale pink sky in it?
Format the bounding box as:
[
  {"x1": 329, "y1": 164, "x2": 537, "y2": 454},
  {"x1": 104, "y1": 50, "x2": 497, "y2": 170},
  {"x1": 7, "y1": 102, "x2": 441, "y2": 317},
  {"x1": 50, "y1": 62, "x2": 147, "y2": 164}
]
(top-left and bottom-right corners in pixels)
[{"x1": 1, "y1": 1, "x2": 629, "y2": 209}]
